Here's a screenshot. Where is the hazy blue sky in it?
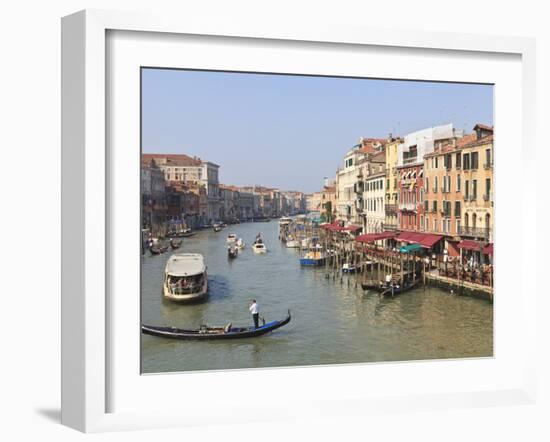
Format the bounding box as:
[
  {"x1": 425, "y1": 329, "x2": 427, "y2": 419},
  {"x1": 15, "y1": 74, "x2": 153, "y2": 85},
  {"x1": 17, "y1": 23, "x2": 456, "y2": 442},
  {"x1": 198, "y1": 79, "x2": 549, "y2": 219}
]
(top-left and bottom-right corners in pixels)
[{"x1": 142, "y1": 68, "x2": 493, "y2": 193}]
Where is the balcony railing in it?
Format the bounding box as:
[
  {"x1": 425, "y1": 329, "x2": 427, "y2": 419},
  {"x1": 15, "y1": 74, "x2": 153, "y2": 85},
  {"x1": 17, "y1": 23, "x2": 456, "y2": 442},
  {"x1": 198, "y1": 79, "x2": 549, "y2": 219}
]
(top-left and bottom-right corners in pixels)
[
  {"x1": 484, "y1": 162, "x2": 493, "y2": 170},
  {"x1": 458, "y1": 226, "x2": 491, "y2": 239},
  {"x1": 403, "y1": 157, "x2": 419, "y2": 166},
  {"x1": 382, "y1": 223, "x2": 399, "y2": 231},
  {"x1": 385, "y1": 204, "x2": 397, "y2": 214},
  {"x1": 399, "y1": 202, "x2": 417, "y2": 212}
]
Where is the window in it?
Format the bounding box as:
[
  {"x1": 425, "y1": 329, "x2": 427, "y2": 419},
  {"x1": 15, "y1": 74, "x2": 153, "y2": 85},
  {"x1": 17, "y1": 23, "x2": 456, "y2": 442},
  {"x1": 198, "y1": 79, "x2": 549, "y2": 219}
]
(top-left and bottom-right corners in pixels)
[
  {"x1": 444, "y1": 154, "x2": 452, "y2": 169},
  {"x1": 485, "y1": 178, "x2": 491, "y2": 198},
  {"x1": 471, "y1": 151, "x2": 479, "y2": 169},
  {"x1": 454, "y1": 201, "x2": 461, "y2": 217},
  {"x1": 425, "y1": 177, "x2": 429, "y2": 192},
  {"x1": 433, "y1": 219, "x2": 437, "y2": 232},
  {"x1": 447, "y1": 175, "x2": 452, "y2": 193},
  {"x1": 456, "y1": 219, "x2": 461, "y2": 234},
  {"x1": 457, "y1": 174, "x2": 461, "y2": 192},
  {"x1": 465, "y1": 180, "x2": 469, "y2": 199},
  {"x1": 472, "y1": 179, "x2": 477, "y2": 199},
  {"x1": 463, "y1": 153, "x2": 470, "y2": 170},
  {"x1": 434, "y1": 176, "x2": 438, "y2": 192},
  {"x1": 433, "y1": 200, "x2": 437, "y2": 213},
  {"x1": 456, "y1": 152, "x2": 462, "y2": 169},
  {"x1": 485, "y1": 148, "x2": 492, "y2": 167},
  {"x1": 435, "y1": 157, "x2": 438, "y2": 168},
  {"x1": 424, "y1": 200, "x2": 429, "y2": 211}
]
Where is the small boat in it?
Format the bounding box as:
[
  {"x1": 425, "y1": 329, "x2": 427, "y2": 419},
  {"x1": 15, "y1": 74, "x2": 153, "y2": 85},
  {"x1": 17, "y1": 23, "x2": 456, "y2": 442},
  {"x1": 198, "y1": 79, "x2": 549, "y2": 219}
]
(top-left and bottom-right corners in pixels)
[
  {"x1": 213, "y1": 225, "x2": 222, "y2": 232},
  {"x1": 163, "y1": 253, "x2": 208, "y2": 303},
  {"x1": 149, "y1": 243, "x2": 168, "y2": 255},
  {"x1": 180, "y1": 228, "x2": 196, "y2": 238},
  {"x1": 236, "y1": 238, "x2": 245, "y2": 249},
  {"x1": 286, "y1": 236, "x2": 299, "y2": 248},
  {"x1": 226, "y1": 233, "x2": 237, "y2": 243},
  {"x1": 142, "y1": 311, "x2": 291, "y2": 340},
  {"x1": 254, "y1": 216, "x2": 270, "y2": 222},
  {"x1": 252, "y1": 243, "x2": 267, "y2": 254},
  {"x1": 342, "y1": 263, "x2": 356, "y2": 273},
  {"x1": 278, "y1": 216, "x2": 292, "y2": 226},
  {"x1": 361, "y1": 280, "x2": 384, "y2": 291},
  {"x1": 227, "y1": 245, "x2": 238, "y2": 259},
  {"x1": 170, "y1": 238, "x2": 183, "y2": 250},
  {"x1": 300, "y1": 251, "x2": 326, "y2": 266},
  {"x1": 378, "y1": 279, "x2": 421, "y2": 297}
]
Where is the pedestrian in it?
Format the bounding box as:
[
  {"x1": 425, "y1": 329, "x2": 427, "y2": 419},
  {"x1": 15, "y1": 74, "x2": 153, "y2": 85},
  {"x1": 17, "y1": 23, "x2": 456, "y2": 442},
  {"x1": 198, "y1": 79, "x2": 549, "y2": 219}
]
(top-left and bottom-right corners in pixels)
[{"x1": 249, "y1": 299, "x2": 259, "y2": 328}]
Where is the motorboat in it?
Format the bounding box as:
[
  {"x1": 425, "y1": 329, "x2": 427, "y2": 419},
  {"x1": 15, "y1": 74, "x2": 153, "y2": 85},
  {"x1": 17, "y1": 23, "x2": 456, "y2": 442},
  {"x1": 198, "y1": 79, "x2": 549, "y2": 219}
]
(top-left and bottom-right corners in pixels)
[
  {"x1": 227, "y1": 245, "x2": 238, "y2": 259},
  {"x1": 286, "y1": 235, "x2": 299, "y2": 248},
  {"x1": 226, "y1": 233, "x2": 237, "y2": 243},
  {"x1": 252, "y1": 242, "x2": 267, "y2": 254},
  {"x1": 163, "y1": 253, "x2": 208, "y2": 303},
  {"x1": 235, "y1": 238, "x2": 245, "y2": 249},
  {"x1": 278, "y1": 216, "x2": 292, "y2": 226},
  {"x1": 170, "y1": 238, "x2": 183, "y2": 250},
  {"x1": 299, "y1": 250, "x2": 326, "y2": 266},
  {"x1": 342, "y1": 263, "x2": 357, "y2": 273}
]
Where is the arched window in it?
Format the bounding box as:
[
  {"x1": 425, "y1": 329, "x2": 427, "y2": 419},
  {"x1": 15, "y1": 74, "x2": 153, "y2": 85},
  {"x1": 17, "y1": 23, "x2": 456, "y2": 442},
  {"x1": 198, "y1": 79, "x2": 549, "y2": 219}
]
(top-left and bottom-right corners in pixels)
[
  {"x1": 464, "y1": 213, "x2": 469, "y2": 228},
  {"x1": 485, "y1": 214, "x2": 491, "y2": 231},
  {"x1": 472, "y1": 213, "x2": 477, "y2": 229}
]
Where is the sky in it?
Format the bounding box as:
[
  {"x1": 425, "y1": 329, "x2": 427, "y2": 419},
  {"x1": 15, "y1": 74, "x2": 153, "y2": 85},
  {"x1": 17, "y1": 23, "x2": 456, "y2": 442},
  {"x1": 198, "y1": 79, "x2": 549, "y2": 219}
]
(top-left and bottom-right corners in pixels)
[{"x1": 142, "y1": 68, "x2": 493, "y2": 193}]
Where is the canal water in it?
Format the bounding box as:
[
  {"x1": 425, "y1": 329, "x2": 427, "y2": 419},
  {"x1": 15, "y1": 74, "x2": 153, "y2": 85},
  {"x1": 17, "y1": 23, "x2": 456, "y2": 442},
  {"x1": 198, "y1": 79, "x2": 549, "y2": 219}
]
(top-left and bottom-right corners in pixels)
[{"x1": 141, "y1": 220, "x2": 493, "y2": 374}]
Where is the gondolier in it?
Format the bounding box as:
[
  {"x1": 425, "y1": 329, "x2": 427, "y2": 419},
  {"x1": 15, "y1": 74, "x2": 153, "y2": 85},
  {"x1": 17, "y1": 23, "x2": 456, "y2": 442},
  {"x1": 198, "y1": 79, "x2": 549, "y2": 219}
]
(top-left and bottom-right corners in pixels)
[{"x1": 249, "y1": 299, "x2": 259, "y2": 328}]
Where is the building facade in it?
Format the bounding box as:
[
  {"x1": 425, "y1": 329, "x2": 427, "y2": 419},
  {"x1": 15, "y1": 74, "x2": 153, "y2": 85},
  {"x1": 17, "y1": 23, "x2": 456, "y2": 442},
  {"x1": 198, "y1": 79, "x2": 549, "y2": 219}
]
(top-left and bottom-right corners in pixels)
[{"x1": 384, "y1": 137, "x2": 401, "y2": 231}]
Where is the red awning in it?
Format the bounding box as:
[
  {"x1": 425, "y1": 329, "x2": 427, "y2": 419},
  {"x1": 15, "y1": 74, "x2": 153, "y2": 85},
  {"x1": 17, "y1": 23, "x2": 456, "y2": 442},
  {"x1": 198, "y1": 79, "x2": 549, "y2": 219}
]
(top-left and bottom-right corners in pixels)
[
  {"x1": 355, "y1": 232, "x2": 396, "y2": 243},
  {"x1": 457, "y1": 239, "x2": 484, "y2": 251},
  {"x1": 325, "y1": 224, "x2": 362, "y2": 232},
  {"x1": 395, "y1": 231, "x2": 443, "y2": 249},
  {"x1": 482, "y1": 243, "x2": 493, "y2": 255}
]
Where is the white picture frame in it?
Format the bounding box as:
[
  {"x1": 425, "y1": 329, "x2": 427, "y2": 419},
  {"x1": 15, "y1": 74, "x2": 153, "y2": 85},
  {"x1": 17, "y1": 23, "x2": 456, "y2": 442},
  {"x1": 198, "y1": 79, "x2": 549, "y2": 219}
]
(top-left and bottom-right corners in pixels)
[{"x1": 61, "y1": 9, "x2": 537, "y2": 433}]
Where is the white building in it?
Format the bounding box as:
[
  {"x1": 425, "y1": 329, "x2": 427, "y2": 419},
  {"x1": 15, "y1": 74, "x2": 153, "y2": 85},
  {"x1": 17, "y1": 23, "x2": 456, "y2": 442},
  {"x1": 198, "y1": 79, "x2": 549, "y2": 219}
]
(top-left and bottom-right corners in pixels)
[{"x1": 362, "y1": 151, "x2": 386, "y2": 233}]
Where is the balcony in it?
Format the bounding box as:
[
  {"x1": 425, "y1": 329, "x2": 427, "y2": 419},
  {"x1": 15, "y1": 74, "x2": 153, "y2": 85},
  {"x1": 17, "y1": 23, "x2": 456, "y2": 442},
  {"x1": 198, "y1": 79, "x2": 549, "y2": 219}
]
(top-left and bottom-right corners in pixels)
[
  {"x1": 484, "y1": 162, "x2": 493, "y2": 170},
  {"x1": 385, "y1": 204, "x2": 397, "y2": 215},
  {"x1": 382, "y1": 223, "x2": 399, "y2": 231},
  {"x1": 403, "y1": 157, "x2": 419, "y2": 166},
  {"x1": 399, "y1": 202, "x2": 417, "y2": 212},
  {"x1": 458, "y1": 226, "x2": 491, "y2": 240}
]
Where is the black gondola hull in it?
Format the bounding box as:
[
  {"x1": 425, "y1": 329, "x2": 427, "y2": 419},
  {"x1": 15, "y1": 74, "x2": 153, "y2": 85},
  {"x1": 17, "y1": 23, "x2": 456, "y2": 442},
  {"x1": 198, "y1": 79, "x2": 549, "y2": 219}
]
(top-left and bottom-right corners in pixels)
[{"x1": 142, "y1": 312, "x2": 291, "y2": 340}]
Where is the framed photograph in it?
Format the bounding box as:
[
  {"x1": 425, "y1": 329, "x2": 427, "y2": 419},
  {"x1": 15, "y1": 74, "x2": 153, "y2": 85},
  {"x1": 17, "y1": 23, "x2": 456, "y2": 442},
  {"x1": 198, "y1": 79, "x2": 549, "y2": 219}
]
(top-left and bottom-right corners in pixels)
[{"x1": 61, "y1": 9, "x2": 537, "y2": 432}]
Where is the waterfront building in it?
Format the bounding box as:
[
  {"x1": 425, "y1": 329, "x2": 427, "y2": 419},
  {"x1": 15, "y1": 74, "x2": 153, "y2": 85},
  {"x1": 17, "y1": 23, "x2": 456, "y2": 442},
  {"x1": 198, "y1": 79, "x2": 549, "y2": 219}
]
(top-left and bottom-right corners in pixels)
[
  {"x1": 219, "y1": 185, "x2": 240, "y2": 222},
  {"x1": 320, "y1": 185, "x2": 336, "y2": 223},
  {"x1": 362, "y1": 151, "x2": 386, "y2": 233},
  {"x1": 141, "y1": 154, "x2": 222, "y2": 224},
  {"x1": 336, "y1": 137, "x2": 386, "y2": 224},
  {"x1": 307, "y1": 192, "x2": 323, "y2": 212},
  {"x1": 141, "y1": 159, "x2": 167, "y2": 235},
  {"x1": 397, "y1": 124, "x2": 462, "y2": 232},
  {"x1": 459, "y1": 124, "x2": 494, "y2": 244},
  {"x1": 384, "y1": 136, "x2": 402, "y2": 231}
]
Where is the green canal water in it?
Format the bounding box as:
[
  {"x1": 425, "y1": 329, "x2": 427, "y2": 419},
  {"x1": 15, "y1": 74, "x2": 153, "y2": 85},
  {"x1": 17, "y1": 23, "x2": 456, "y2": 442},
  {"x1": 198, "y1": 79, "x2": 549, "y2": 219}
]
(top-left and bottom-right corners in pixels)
[{"x1": 141, "y1": 220, "x2": 493, "y2": 374}]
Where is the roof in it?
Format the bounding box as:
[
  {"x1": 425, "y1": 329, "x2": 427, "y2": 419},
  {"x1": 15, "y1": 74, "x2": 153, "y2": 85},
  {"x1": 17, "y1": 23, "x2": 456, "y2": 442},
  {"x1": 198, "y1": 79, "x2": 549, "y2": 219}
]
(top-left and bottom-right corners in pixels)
[
  {"x1": 474, "y1": 123, "x2": 494, "y2": 132},
  {"x1": 396, "y1": 231, "x2": 443, "y2": 249},
  {"x1": 165, "y1": 253, "x2": 206, "y2": 276},
  {"x1": 142, "y1": 154, "x2": 203, "y2": 167}
]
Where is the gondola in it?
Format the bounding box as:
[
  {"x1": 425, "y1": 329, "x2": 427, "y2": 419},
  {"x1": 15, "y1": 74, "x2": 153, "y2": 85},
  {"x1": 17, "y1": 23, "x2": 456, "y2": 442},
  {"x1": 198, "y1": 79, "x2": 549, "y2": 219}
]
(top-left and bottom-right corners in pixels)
[
  {"x1": 142, "y1": 311, "x2": 291, "y2": 340},
  {"x1": 170, "y1": 238, "x2": 183, "y2": 250},
  {"x1": 149, "y1": 244, "x2": 167, "y2": 255},
  {"x1": 361, "y1": 280, "x2": 384, "y2": 291},
  {"x1": 377, "y1": 279, "x2": 421, "y2": 297}
]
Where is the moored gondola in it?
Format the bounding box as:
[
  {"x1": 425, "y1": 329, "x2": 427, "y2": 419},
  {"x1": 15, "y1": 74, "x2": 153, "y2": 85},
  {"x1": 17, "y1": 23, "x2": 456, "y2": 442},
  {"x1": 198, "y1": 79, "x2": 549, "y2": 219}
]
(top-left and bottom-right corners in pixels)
[
  {"x1": 142, "y1": 311, "x2": 291, "y2": 340},
  {"x1": 377, "y1": 279, "x2": 421, "y2": 297}
]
